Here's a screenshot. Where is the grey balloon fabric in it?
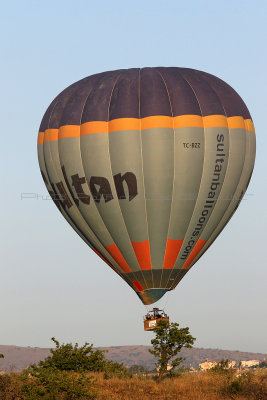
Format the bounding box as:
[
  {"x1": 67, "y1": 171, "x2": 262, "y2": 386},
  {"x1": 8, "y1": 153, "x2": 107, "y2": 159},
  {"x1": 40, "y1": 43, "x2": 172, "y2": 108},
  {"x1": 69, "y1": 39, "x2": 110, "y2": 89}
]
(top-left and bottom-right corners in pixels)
[{"x1": 38, "y1": 67, "x2": 256, "y2": 305}]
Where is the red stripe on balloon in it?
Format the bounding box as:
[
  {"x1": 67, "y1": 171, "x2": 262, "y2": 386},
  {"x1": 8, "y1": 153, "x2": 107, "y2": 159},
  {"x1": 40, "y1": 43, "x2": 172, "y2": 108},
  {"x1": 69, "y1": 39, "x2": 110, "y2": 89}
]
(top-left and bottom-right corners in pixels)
[
  {"x1": 105, "y1": 244, "x2": 132, "y2": 273},
  {"x1": 133, "y1": 281, "x2": 143, "y2": 291},
  {"x1": 163, "y1": 239, "x2": 184, "y2": 269},
  {"x1": 182, "y1": 239, "x2": 207, "y2": 270},
  {"x1": 92, "y1": 247, "x2": 119, "y2": 274},
  {"x1": 131, "y1": 241, "x2": 151, "y2": 270}
]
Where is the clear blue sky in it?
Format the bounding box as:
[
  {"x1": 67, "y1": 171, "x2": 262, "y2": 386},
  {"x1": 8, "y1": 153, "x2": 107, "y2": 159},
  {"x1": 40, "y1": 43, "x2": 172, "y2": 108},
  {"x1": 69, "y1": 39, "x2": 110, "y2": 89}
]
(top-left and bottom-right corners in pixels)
[{"x1": 1, "y1": 0, "x2": 266, "y2": 353}]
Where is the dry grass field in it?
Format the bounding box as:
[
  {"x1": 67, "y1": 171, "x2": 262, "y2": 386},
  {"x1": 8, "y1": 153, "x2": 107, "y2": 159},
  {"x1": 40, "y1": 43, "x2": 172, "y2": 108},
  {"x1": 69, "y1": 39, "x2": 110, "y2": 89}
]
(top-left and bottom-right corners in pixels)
[
  {"x1": 93, "y1": 370, "x2": 267, "y2": 400},
  {"x1": 1, "y1": 369, "x2": 266, "y2": 399}
]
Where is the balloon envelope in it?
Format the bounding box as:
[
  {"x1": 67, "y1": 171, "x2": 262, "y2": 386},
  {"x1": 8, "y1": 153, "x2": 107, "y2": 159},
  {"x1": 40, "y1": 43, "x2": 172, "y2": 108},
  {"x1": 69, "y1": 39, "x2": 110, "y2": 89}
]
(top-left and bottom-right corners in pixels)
[{"x1": 38, "y1": 67, "x2": 256, "y2": 305}]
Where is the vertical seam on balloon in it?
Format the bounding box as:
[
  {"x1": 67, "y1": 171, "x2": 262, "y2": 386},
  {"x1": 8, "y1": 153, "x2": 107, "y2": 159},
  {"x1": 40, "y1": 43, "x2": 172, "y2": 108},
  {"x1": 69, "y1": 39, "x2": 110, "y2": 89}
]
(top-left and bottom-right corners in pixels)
[
  {"x1": 46, "y1": 85, "x2": 124, "y2": 276},
  {"x1": 164, "y1": 70, "x2": 205, "y2": 289},
  {"x1": 188, "y1": 72, "x2": 236, "y2": 262},
  {"x1": 168, "y1": 70, "x2": 205, "y2": 290},
  {"x1": 138, "y1": 68, "x2": 152, "y2": 288},
  {"x1": 191, "y1": 128, "x2": 250, "y2": 267},
  {"x1": 56, "y1": 81, "x2": 115, "y2": 266},
  {"x1": 42, "y1": 124, "x2": 101, "y2": 265},
  {"x1": 191, "y1": 133, "x2": 249, "y2": 267},
  {"x1": 73, "y1": 78, "x2": 125, "y2": 272},
  {"x1": 171, "y1": 72, "x2": 230, "y2": 279},
  {"x1": 105, "y1": 72, "x2": 148, "y2": 284},
  {"x1": 77, "y1": 74, "x2": 128, "y2": 276},
  {"x1": 190, "y1": 71, "x2": 251, "y2": 267},
  {"x1": 182, "y1": 73, "x2": 231, "y2": 271},
  {"x1": 156, "y1": 69, "x2": 175, "y2": 289},
  {"x1": 201, "y1": 70, "x2": 253, "y2": 121},
  {"x1": 44, "y1": 102, "x2": 111, "y2": 269},
  {"x1": 56, "y1": 80, "x2": 123, "y2": 275},
  {"x1": 47, "y1": 101, "x2": 59, "y2": 129}
]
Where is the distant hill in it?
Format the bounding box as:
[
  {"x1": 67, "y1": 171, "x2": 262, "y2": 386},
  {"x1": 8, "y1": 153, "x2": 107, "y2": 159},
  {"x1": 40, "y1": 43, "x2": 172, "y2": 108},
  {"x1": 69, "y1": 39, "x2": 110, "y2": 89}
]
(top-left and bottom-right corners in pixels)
[
  {"x1": 0, "y1": 344, "x2": 266, "y2": 371},
  {"x1": 100, "y1": 346, "x2": 267, "y2": 370}
]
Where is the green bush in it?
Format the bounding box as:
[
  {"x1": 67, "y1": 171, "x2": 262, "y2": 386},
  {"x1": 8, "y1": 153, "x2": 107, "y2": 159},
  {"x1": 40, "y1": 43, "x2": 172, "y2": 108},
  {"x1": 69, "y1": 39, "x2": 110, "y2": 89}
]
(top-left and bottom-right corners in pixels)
[
  {"x1": 19, "y1": 369, "x2": 96, "y2": 400},
  {"x1": 28, "y1": 337, "x2": 107, "y2": 373},
  {"x1": 25, "y1": 337, "x2": 131, "y2": 388},
  {"x1": 103, "y1": 360, "x2": 131, "y2": 379}
]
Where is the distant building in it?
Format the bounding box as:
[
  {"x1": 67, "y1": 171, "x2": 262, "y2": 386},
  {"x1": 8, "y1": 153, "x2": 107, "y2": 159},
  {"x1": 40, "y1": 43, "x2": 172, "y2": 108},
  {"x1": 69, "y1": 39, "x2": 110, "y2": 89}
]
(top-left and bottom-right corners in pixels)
[
  {"x1": 199, "y1": 360, "x2": 236, "y2": 371},
  {"x1": 199, "y1": 360, "x2": 218, "y2": 371},
  {"x1": 240, "y1": 360, "x2": 260, "y2": 368},
  {"x1": 227, "y1": 360, "x2": 236, "y2": 368}
]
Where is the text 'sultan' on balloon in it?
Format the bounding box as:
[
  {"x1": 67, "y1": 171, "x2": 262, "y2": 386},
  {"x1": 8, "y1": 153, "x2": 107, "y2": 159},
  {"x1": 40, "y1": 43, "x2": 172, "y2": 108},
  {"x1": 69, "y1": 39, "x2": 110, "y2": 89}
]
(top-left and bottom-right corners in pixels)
[{"x1": 37, "y1": 67, "x2": 256, "y2": 305}]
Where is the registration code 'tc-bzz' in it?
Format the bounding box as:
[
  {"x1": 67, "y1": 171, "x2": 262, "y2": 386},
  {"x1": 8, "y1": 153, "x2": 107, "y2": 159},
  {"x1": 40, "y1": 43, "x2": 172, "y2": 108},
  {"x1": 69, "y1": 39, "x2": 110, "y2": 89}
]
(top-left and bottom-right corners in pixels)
[{"x1": 183, "y1": 142, "x2": 201, "y2": 148}]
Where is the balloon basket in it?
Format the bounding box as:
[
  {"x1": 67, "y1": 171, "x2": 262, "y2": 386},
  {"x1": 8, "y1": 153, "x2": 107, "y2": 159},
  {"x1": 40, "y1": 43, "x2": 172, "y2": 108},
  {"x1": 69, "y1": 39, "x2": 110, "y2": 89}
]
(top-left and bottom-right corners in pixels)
[
  {"x1": 143, "y1": 308, "x2": 169, "y2": 331},
  {"x1": 144, "y1": 317, "x2": 169, "y2": 331}
]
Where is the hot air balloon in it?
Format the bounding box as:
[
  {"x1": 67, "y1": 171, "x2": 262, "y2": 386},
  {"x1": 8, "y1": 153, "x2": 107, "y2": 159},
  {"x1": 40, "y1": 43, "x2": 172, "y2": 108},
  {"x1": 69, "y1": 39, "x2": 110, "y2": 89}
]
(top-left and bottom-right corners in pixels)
[{"x1": 37, "y1": 67, "x2": 256, "y2": 308}]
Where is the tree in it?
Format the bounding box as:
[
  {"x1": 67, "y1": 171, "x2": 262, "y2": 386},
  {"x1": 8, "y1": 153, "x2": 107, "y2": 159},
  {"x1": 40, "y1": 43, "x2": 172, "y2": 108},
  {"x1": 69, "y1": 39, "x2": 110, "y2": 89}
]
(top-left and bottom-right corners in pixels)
[
  {"x1": 259, "y1": 361, "x2": 267, "y2": 368},
  {"x1": 0, "y1": 354, "x2": 4, "y2": 359},
  {"x1": 149, "y1": 320, "x2": 195, "y2": 382}
]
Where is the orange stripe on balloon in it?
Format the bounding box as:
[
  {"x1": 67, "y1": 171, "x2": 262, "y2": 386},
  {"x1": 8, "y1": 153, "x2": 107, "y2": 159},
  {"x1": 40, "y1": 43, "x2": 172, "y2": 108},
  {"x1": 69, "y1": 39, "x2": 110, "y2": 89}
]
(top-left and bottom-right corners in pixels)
[
  {"x1": 203, "y1": 115, "x2": 228, "y2": 128},
  {"x1": 81, "y1": 121, "x2": 108, "y2": 135},
  {"x1": 244, "y1": 119, "x2": 255, "y2": 133},
  {"x1": 59, "y1": 125, "x2": 80, "y2": 139},
  {"x1": 133, "y1": 281, "x2": 143, "y2": 291},
  {"x1": 105, "y1": 244, "x2": 131, "y2": 273},
  {"x1": 109, "y1": 118, "x2": 140, "y2": 132},
  {"x1": 227, "y1": 116, "x2": 245, "y2": 130},
  {"x1": 37, "y1": 132, "x2": 44, "y2": 144},
  {"x1": 163, "y1": 239, "x2": 184, "y2": 269},
  {"x1": 43, "y1": 129, "x2": 58, "y2": 142},
  {"x1": 38, "y1": 116, "x2": 255, "y2": 143},
  {"x1": 141, "y1": 115, "x2": 173, "y2": 130},
  {"x1": 182, "y1": 239, "x2": 207, "y2": 270},
  {"x1": 131, "y1": 241, "x2": 151, "y2": 270},
  {"x1": 173, "y1": 115, "x2": 203, "y2": 128}
]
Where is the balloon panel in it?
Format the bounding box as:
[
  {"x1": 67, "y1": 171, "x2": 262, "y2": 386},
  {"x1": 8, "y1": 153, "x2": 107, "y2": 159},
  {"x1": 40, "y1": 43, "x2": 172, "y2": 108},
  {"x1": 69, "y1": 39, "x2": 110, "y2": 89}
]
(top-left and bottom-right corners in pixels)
[{"x1": 38, "y1": 68, "x2": 256, "y2": 304}]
